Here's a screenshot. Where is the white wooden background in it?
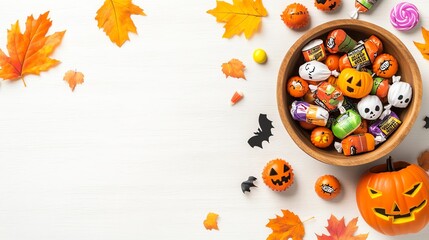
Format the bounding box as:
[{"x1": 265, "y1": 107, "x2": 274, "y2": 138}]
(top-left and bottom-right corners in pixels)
[{"x1": 0, "y1": 0, "x2": 428, "y2": 239}]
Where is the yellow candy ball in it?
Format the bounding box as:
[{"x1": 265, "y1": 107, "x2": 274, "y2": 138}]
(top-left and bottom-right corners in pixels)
[{"x1": 253, "y1": 48, "x2": 267, "y2": 64}]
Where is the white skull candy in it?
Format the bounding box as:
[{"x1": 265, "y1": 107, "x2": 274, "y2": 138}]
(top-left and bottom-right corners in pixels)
[
  {"x1": 357, "y1": 95, "x2": 383, "y2": 120},
  {"x1": 388, "y1": 78, "x2": 412, "y2": 108}
]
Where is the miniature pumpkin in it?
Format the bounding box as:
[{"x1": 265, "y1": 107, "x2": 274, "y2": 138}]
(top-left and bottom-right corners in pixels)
[
  {"x1": 287, "y1": 76, "x2": 309, "y2": 98},
  {"x1": 310, "y1": 127, "x2": 334, "y2": 148},
  {"x1": 337, "y1": 68, "x2": 373, "y2": 98},
  {"x1": 315, "y1": 175, "x2": 341, "y2": 200},
  {"x1": 356, "y1": 157, "x2": 429, "y2": 235},
  {"x1": 314, "y1": 0, "x2": 341, "y2": 11},
  {"x1": 373, "y1": 54, "x2": 398, "y2": 78},
  {"x1": 262, "y1": 159, "x2": 294, "y2": 191}
]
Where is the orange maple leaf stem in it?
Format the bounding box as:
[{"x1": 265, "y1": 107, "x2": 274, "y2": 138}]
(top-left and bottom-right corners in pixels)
[{"x1": 21, "y1": 77, "x2": 27, "y2": 87}]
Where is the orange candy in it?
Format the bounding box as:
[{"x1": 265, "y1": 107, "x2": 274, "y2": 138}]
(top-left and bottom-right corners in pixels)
[
  {"x1": 315, "y1": 175, "x2": 341, "y2": 200},
  {"x1": 281, "y1": 3, "x2": 310, "y2": 29},
  {"x1": 311, "y1": 127, "x2": 334, "y2": 148},
  {"x1": 324, "y1": 55, "x2": 340, "y2": 72},
  {"x1": 372, "y1": 53, "x2": 398, "y2": 78},
  {"x1": 287, "y1": 76, "x2": 309, "y2": 98}
]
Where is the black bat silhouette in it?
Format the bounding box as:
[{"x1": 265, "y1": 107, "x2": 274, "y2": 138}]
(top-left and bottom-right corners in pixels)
[
  {"x1": 241, "y1": 176, "x2": 257, "y2": 193},
  {"x1": 424, "y1": 116, "x2": 429, "y2": 129},
  {"x1": 248, "y1": 114, "x2": 273, "y2": 148}
]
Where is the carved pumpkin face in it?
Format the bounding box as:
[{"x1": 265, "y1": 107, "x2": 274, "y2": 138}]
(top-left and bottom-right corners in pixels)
[
  {"x1": 262, "y1": 159, "x2": 294, "y2": 191},
  {"x1": 315, "y1": 175, "x2": 341, "y2": 200},
  {"x1": 310, "y1": 127, "x2": 334, "y2": 148},
  {"x1": 337, "y1": 68, "x2": 373, "y2": 98},
  {"x1": 356, "y1": 158, "x2": 429, "y2": 236},
  {"x1": 314, "y1": 0, "x2": 341, "y2": 11}
]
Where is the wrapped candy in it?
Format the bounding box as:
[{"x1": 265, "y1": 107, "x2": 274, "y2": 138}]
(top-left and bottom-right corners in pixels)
[
  {"x1": 357, "y1": 95, "x2": 383, "y2": 120},
  {"x1": 380, "y1": 75, "x2": 412, "y2": 119},
  {"x1": 367, "y1": 35, "x2": 383, "y2": 55},
  {"x1": 331, "y1": 109, "x2": 362, "y2": 139},
  {"x1": 369, "y1": 110, "x2": 402, "y2": 144},
  {"x1": 302, "y1": 39, "x2": 327, "y2": 62},
  {"x1": 339, "y1": 40, "x2": 379, "y2": 70},
  {"x1": 372, "y1": 53, "x2": 398, "y2": 78},
  {"x1": 350, "y1": 0, "x2": 378, "y2": 19},
  {"x1": 290, "y1": 100, "x2": 329, "y2": 126},
  {"x1": 299, "y1": 60, "x2": 339, "y2": 81},
  {"x1": 326, "y1": 29, "x2": 357, "y2": 54},
  {"x1": 311, "y1": 82, "x2": 344, "y2": 112},
  {"x1": 335, "y1": 133, "x2": 375, "y2": 156},
  {"x1": 390, "y1": 2, "x2": 420, "y2": 31},
  {"x1": 371, "y1": 77, "x2": 389, "y2": 98}
]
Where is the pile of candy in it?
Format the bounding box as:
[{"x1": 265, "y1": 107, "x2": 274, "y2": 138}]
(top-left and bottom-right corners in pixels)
[{"x1": 287, "y1": 29, "x2": 413, "y2": 156}]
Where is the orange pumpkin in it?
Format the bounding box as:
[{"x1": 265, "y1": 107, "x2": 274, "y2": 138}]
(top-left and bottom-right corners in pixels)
[
  {"x1": 372, "y1": 53, "x2": 398, "y2": 78},
  {"x1": 310, "y1": 127, "x2": 334, "y2": 148},
  {"x1": 314, "y1": 0, "x2": 341, "y2": 11},
  {"x1": 262, "y1": 159, "x2": 294, "y2": 191},
  {"x1": 356, "y1": 157, "x2": 429, "y2": 235},
  {"x1": 287, "y1": 76, "x2": 309, "y2": 98},
  {"x1": 315, "y1": 175, "x2": 341, "y2": 200},
  {"x1": 337, "y1": 68, "x2": 373, "y2": 98},
  {"x1": 281, "y1": 3, "x2": 310, "y2": 29}
]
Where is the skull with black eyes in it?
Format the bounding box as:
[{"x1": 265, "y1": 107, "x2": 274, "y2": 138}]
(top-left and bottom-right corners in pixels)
[
  {"x1": 388, "y1": 81, "x2": 412, "y2": 108},
  {"x1": 357, "y1": 95, "x2": 383, "y2": 120}
]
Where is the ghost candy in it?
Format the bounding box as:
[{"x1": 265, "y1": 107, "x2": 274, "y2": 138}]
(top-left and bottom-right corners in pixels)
[
  {"x1": 380, "y1": 75, "x2": 412, "y2": 119},
  {"x1": 334, "y1": 133, "x2": 375, "y2": 156},
  {"x1": 331, "y1": 109, "x2": 362, "y2": 139},
  {"x1": 357, "y1": 95, "x2": 383, "y2": 120},
  {"x1": 299, "y1": 60, "x2": 339, "y2": 81},
  {"x1": 369, "y1": 110, "x2": 402, "y2": 144},
  {"x1": 290, "y1": 100, "x2": 329, "y2": 126},
  {"x1": 326, "y1": 29, "x2": 357, "y2": 54},
  {"x1": 350, "y1": 0, "x2": 378, "y2": 19}
]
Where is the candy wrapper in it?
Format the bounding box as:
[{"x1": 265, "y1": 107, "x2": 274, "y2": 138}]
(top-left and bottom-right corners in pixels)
[
  {"x1": 290, "y1": 100, "x2": 329, "y2": 126},
  {"x1": 331, "y1": 109, "x2": 362, "y2": 139},
  {"x1": 299, "y1": 60, "x2": 339, "y2": 81},
  {"x1": 369, "y1": 110, "x2": 402, "y2": 144},
  {"x1": 326, "y1": 29, "x2": 357, "y2": 54},
  {"x1": 334, "y1": 133, "x2": 375, "y2": 156},
  {"x1": 310, "y1": 82, "x2": 344, "y2": 112},
  {"x1": 302, "y1": 39, "x2": 327, "y2": 62},
  {"x1": 371, "y1": 77, "x2": 389, "y2": 98},
  {"x1": 339, "y1": 40, "x2": 379, "y2": 70},
  {"x1": 380, "y1": 75, "x2": 412, "y2": 119},
  {"x1": 350, "y1": 0, "x2": 378, "y2": 19}
]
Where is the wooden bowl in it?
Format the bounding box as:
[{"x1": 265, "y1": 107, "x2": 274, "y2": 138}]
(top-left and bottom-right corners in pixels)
[{"x1": 277, "y1": 19, "x2": 422, "y2": 166}]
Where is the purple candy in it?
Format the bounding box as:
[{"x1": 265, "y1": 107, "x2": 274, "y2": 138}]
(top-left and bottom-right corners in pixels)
[
  {"x1": 291, "y1": 100, "x2": 329, "y2": 126},
  {"x1": 369, "y1": 111, "x2": 402, "y2": 143},
  {"x1": 390, "y1": 2, "x2": 419, "y2": 31}
]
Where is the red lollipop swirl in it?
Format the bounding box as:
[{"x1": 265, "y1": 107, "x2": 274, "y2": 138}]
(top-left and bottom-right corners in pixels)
[{"x1": 390, "y1": 2, "x2": 419, "y2": 31}]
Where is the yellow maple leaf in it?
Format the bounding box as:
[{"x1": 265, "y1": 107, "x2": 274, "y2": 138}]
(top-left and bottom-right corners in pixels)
[
  {"x1": 95, "y1": 0, "x2": 146, "y2": 47},
  {"x1": 207, "y1": 0, "x2": 268, "y2": 39},
  {"x1": 63, "y1": 70, "x2": 84, "y2": 91},
  {"x1": 413, "y1": 27, "x2": 429, "y2": 60},
  {"x1": 266, "y1": 209, "x2": 311, "y2": 240},
  {"x1": 0, "y1": 11, "x2": 65, "y2": 86},
  {"x1": 222, "y1": 58, "x2": 246, "y2": 79}
]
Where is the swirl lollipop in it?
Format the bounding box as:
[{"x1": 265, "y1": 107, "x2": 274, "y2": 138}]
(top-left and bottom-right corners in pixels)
[{"x1": 390, "y1": 2, "x2": 419, "y2": 31}]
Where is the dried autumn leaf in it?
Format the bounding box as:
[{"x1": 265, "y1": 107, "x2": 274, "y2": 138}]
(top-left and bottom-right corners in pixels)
[
  {"x1": 203, "y1": 212, "x2": 219, "y2": 230},
  {"x1": 266, "y1": 209, "x2": 306, "y2": 240},
  {"x1": 207, "y1": 0, "x2": 268, "y2": 39},
  {"x1": 417, "y1": 150, "x2": 429, "y2": 171},
  {"x1": 414, "y1": 27, "x2": 429, "y2": 60},
  {"x1": 316, "y1": 215, "x2": 368, "y2": 240},
  {"x1": 63, "y1": 70, "x2": 84, "y2": 91},
  {"x1": 0, "y1": 11, "x2": 65, "y2": 86},
  {"x1": 95, "y1": 0, "x2": 146, "y2": 47},
  {"x1": 222, "y1": 59, "x2": 246, "y2": 79}
]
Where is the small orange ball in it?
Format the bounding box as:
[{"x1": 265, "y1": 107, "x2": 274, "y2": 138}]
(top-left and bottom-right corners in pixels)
[
  {"x1": 315, "y1": 175, "x2": 341, "y2": 200},
  {"x1": 324, "y1": 54, "x2": 340, "y2": 72},
  {"x1": 287, "y1": 76, "x2": 309, "y2": 98},
  {"x1": 299, "y1": 121, "x2": 317, "y2": 130},
  {"x1": 281, "y1": 3, "x2": 310, "y2": 29},
  {"x1": 262, "y1": 159, "x2": 294, "y2": 191},
  {"x1": 310, "y1": 127, "x2": 334, "y2": 148},
  {"x1": 372, "y1": 53, "x2": 398, "y2": 78}
]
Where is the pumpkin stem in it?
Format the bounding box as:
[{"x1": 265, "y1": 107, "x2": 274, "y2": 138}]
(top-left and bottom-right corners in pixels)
[{"x1": 386, "y1": 156, "x2": 395, "y2": 172}]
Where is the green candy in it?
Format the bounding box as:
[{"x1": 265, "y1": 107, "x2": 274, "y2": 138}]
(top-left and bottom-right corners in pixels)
[{"x1": 332, "y1": 109, "x2": 362, "y2": 139}]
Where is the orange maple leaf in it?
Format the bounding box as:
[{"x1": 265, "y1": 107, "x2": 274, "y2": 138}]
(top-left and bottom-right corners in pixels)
[
  {"x1": 413, "y1": 27, "x2": 429, "y2": 60},
  {"x1": 95, "y1": 0, "x2": 146, "y2": 47},
  {"x1": 316, "y1": 215, "x2": 368, "y2": 240},
  {"x1": 207, "y1": 0, "x2": 268, "y2": 39},
  {"x1": 222, "y1": 59, "x2": 246, "y2": 79},
  {"x1": 0, "y1": 11, "x2": 65, "y2": 86},
  {"x1": 63, "y1": 70, "x2": 84, "y2": 91},
  {"x1": 203, "y1": 212, "x2": 219, "y2": 230},
  {"x1": 266, "y1": 209, "x2": 308, "y2": 240}
]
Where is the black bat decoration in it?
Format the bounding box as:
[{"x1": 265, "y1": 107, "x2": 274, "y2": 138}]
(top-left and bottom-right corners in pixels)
[
  {"x1": 241, "y1": 176, "x2": 257, "y2": 193},
  {"x1": 424, "y1": 116, "x2": 429, "y2": 129},
  {"x1": 248, "y1": 114, "x2": 274, "y2": 148}
]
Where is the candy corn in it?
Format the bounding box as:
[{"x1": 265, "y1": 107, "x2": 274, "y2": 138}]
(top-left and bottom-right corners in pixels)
[{"x1": 230, "y1": 91, "x2": 244, "y2": 105}]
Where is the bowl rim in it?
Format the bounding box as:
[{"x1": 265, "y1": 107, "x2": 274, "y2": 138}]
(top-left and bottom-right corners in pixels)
[{"x1": 277, "y1": 19, "x2": 422, "y2": 166}]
